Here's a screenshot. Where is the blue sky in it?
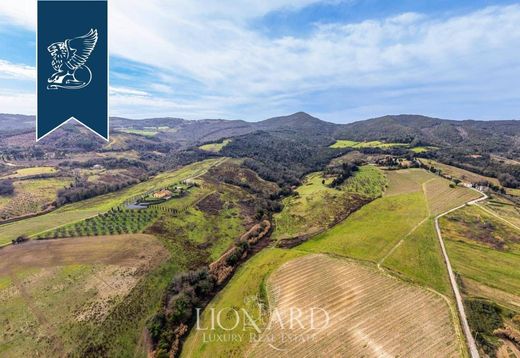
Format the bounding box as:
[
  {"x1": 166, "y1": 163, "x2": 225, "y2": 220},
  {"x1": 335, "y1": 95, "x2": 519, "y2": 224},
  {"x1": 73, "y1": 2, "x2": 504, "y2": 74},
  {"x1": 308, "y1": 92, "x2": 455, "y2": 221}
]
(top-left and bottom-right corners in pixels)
[{"x1": 0, "y1": 0, "x2": 519, "y2": 122}]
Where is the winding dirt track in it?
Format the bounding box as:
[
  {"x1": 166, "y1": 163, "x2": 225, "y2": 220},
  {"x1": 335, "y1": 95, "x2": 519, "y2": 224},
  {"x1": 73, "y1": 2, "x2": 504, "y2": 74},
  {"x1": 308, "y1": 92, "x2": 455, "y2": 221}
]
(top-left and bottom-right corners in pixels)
[{"x1": 434, "y1": 189, "x2": 487, "y2": 358}]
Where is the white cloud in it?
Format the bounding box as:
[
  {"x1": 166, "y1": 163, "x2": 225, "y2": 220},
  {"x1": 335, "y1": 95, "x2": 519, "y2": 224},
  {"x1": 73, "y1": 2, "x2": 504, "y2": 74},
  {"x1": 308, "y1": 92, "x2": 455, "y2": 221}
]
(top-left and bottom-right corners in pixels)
[
  {"x1": 109, "y1": 86, "x2": 149, "y2": 96},
  {"x1": 0, "y1": 1, "x2": 519, "y2": 120},
  {"x1": 0, "y1": 91, "x2": 35, "y2": 114},
  {"x1": 0, "y1": 60, "x2": 35, "y2": 80}
]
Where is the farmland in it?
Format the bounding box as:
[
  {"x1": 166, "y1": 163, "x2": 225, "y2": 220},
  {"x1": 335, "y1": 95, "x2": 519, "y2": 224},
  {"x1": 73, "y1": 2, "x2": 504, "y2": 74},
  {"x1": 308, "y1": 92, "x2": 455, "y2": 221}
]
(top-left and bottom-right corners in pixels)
[
  {"x1": 249, "y1": 255, "x2": 461, "y2": 357},
  {"x1": 481, "y1": 196, "x2": 520, "y2": 229},
  {"x1": 181, "y1": 248, "x2": 307, "y2": 358},
  {"x1": 0, "y1": 234, "x2": 169, "y2": 357},
  {"x1": 423, "y1": 177, "x2": 481, "y2": 215},
  {"x1": 0, "y1": 156, "x2": 277, "y2": 356},
  {"x1": 183, "y1": 252, "x2": 462, "y2": 357},
  {"x1": 440, "y1": 205, "x2": 520, "y2": 300},
  {"x1": 410, "y1": 146, "x2": 438, "y2": 153},
  {"x1": 0, "y1": 158, "x2": 224, "y2": 245},
  {"x1": 41, "y1": 208, "x2": 160, "y2": 238},
  {"x1": 272, "y1": 166, "x2": 386, "y2": 242},
  {"x1": 419, "y1": 159, "x2": 501, "y2": 186},
  {"x1": 440, "y1": 204, "x2": 520, "y2": 355},
  {"x1": 299, "y1": 168, "x2": 479, "y2": 294},
  {"x1": 183, "y1": 168, "x2": 483, "y2": 357},
  {"x1": 119, "y1": 128, "x2": 159, "y2": 137}
]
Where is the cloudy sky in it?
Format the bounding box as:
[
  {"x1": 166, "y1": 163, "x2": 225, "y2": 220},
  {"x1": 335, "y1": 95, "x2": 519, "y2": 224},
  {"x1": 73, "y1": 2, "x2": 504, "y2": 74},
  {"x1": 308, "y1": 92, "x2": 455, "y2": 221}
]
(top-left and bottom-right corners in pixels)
[{"x1": 0, "y1": 0, "x2": 519, "y2": 122}]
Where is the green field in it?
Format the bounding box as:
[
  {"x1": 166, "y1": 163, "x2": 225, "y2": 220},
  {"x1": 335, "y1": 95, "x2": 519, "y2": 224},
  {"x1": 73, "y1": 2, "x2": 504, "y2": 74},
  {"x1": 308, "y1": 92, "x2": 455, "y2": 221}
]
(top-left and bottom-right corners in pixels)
[
  {"x1": 0, "y1": 159, "x2": 224, "y2": 245},
  {"x1": 440, "y1": 204, "x2": 520, "y2": 355},
  {"x1": 181, "y1": 248, "x2": 307, "y2": 358},
  {"x1": 441, "y1": 205, "x2": 520, "y2": 301},
  {"x1": 383, "y1": 218, "x2": 451, "y2": 294},
  {"x1": 410, "y1": 146, "x2": 438, "y2": 153},
  {"x1": 198, "y1": 139, "x2": 231, "y2": 152},
  {"x1": 180, "y1": 168, "x2": 483, "y2": 356},
  {"x1": 299, "y1": 168, "x2": 478, "y2": 295},
  {"x1": 119, "y1": 128, "x2": 158, "y2": 137},
  {"x1": 272, "y1": 166, "x2": 386, "y2": 241},
  {"x1": 3, "y1": 166, "x2": 57, "y2": 178},
  {"x1": 298, "y1": 191, "x2": 428, "y2": 261},
  {"x1": 481, "y1": 196, "x2": 520, "y2": 228},
  {"x1": 330, "y1": 139, "x2": 409, "y2": 149}
]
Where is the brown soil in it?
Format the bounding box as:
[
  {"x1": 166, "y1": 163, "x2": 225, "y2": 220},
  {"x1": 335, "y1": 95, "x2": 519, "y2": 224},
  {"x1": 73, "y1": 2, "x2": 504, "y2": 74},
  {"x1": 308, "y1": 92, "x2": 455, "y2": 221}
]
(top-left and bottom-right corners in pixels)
[{"x1": 0, "y1": 234, "x2": 167, "y2": 275}]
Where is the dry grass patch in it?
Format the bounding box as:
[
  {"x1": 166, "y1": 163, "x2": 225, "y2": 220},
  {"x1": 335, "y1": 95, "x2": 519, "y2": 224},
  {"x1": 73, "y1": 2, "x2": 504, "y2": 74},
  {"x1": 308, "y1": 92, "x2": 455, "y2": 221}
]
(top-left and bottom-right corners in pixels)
[{"x1": 0, "y1": 234, "x2": 168, "y2": 356}]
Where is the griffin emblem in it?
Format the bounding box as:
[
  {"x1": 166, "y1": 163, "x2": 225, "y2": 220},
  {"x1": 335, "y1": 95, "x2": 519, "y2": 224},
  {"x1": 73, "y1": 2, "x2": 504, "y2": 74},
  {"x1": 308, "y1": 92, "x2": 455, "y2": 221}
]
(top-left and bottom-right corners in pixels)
[{"x1": 47, "y1": 29, "x2": 98, "y2": 90}]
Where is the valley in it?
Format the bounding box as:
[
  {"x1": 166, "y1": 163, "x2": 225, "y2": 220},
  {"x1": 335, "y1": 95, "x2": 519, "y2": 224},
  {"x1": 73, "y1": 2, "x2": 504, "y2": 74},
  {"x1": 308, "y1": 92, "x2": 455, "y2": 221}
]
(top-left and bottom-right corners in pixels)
[{"x1": 0, "y1": 112, "x2": 519, "y2": 357}]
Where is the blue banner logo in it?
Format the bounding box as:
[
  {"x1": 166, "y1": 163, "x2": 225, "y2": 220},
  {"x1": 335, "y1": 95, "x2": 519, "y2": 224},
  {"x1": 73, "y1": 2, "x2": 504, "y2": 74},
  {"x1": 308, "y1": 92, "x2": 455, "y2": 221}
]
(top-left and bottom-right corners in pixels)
[{"x1": 37, "y1": 0, "x2": 108, "y2": 141}]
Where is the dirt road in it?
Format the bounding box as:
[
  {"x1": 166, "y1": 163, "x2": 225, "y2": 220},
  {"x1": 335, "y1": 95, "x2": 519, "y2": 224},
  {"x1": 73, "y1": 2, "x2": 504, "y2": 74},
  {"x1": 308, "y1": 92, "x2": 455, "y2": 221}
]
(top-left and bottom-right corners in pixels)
[{"x1": 434, "y1": 190, "x2": 487, "y2": 358}]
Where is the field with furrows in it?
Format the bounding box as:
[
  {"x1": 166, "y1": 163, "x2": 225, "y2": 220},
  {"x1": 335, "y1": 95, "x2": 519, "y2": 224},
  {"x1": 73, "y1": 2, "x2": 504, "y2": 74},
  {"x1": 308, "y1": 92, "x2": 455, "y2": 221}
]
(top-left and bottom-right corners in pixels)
[
  {"x1": 248, "y1": 254, "x2": 462, "y2": 357},
  {"x1": 423, "y1": 178, "x2": 481, "y2": 215}
]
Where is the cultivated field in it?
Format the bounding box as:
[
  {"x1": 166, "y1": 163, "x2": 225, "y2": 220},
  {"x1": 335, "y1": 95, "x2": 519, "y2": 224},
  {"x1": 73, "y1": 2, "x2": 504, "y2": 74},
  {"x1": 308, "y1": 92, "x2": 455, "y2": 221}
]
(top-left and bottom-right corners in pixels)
[
  {"x1": 384, "y1": 168, "x2": 434, "y2": 196},
  {"x1": 181, "y1": 248, "x2": 306, "y2": 358},
  {"x1": 248, "y1": 254, "x2": 461, "y2": 357},
  {"x1": 0, "y1": 234, "x2": 169, "y2": 357},
  {"x1": 423, "y1": 178, "x2": 481, "y2": 215},
  {"x1": 440, "y1": 204, "x2": 520, "y2": 355},
  {"x1": 481, "y1": 196, "x2": 520, "y2": 229},
  {"x1": 299, "y1": 191, "x2": 428, "y2": 262},
  {"x1": 300, "y1": 168, "x2": 479, "y2": 295},
  {"x1": 119, "y1": 128, "x2": 159, "y2": 137},
  {"x1": 419, "y1": 159, "x2": 501, "y2": 186},
  {"x1": 0, "y1": 159, "x2": 224, "y2": 245},
  {"x1": 183, "y1": 251, "x2": 462, "y2": 357}
]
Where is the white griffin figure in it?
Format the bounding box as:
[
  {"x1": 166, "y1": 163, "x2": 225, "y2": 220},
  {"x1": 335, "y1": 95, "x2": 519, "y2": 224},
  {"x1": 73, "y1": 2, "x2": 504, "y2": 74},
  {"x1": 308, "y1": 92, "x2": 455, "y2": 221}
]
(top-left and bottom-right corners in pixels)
[{"x1": 47, "y1": 29, "x2": 98, "y2": 90}]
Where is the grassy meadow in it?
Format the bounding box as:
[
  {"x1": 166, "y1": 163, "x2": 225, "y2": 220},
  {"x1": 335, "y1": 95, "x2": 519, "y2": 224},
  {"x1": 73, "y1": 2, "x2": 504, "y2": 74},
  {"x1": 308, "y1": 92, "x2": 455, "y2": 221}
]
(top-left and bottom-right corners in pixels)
[
  {"x1": 330, "y1": 139, "x2": 408, "y2": 149},
  {"x1": 199, "y1": 139, "x2": 231, "y2": 152},
  {"x1": 119, "y1": 128, "x2": 159, "y2": 137},
  {"x1": 441, "y1": 205, "x2": 520, "y2": 305},
  {"x1": 2, "y1": 166, "x2": 57, "y2": 178},
  {"x1": 0, "y1": 177, "x2": 72, "y2": 221},
  {"x1": 272, "y1": 166, "x2": 387, "y2": 241}
]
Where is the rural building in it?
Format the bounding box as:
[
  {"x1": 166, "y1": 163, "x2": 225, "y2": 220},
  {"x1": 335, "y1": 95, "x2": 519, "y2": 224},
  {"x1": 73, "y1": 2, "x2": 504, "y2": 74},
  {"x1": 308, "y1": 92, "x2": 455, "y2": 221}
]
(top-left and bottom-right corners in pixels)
[{"x1": 153, "y1": 189, "x2": 172, "y2": 199}]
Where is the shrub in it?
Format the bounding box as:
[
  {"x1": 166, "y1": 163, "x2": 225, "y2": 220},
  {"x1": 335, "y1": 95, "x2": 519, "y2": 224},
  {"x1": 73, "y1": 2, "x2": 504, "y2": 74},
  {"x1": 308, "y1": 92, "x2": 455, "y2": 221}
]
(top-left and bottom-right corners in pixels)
[{"x1": 0, "y1": 179, "x2": 14, "y2": 196}]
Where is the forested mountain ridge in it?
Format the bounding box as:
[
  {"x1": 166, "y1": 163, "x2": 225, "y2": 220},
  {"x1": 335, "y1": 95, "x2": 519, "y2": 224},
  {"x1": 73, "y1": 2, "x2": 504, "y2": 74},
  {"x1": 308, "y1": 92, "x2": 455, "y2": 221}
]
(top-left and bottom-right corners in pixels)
[{"x1": 336, "y1": 114, "x2": 520, "y2": 153}]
